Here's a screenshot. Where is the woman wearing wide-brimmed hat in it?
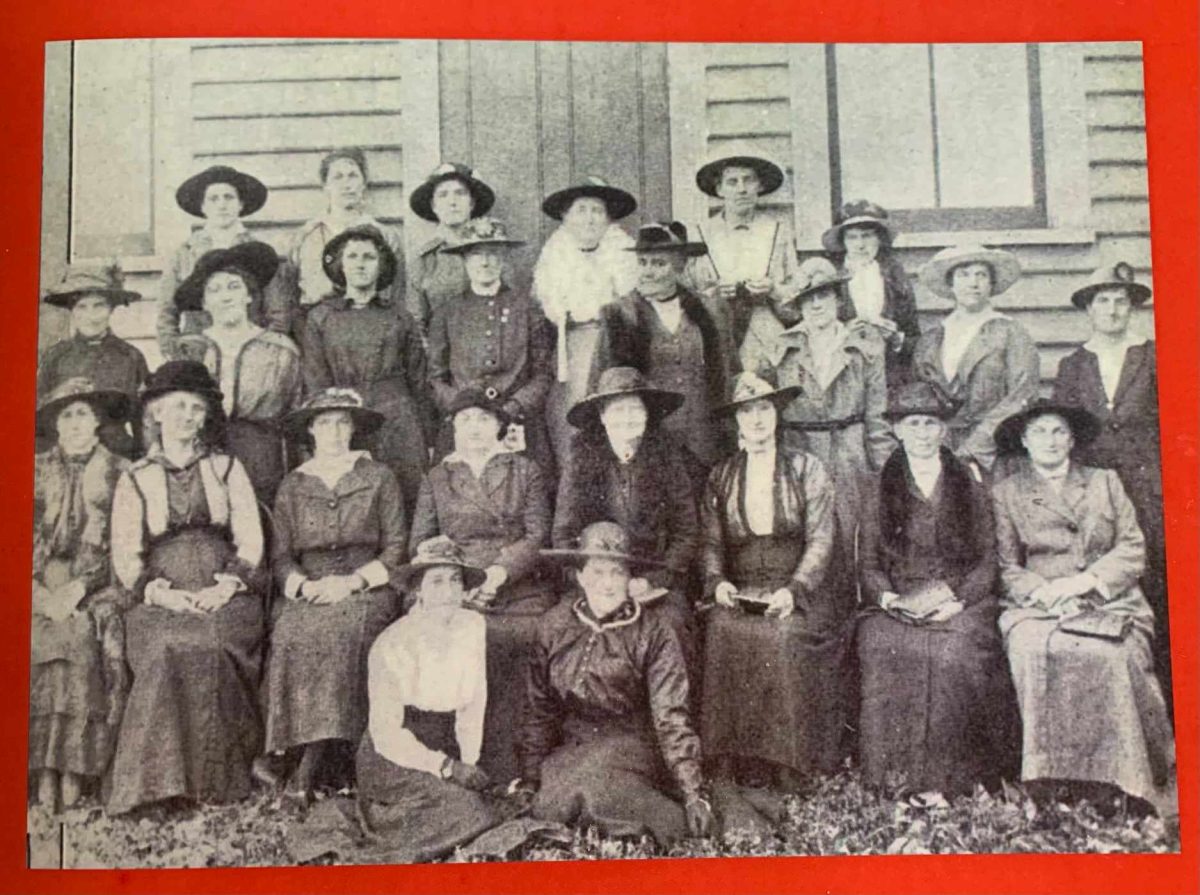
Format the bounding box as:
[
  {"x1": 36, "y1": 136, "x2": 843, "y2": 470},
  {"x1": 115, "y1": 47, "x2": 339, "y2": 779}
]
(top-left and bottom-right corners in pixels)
[
  {"x1": 259, "y1": 388, "x2": 407, "y2": 804},
  {"x1": 682, "y1": 142, "x2": 803, "y2": 372},
  {"x1": 992, "y1": 399, "x2": 1174, "y2": 812},
  {"x1": 821, "y1": 199, "x2": 921, "y2": 386},
  {"x1": 281, "y1": 148, "x2": 407, "y2": 344},
  {"x1": 1052, "y1": 262, "x2": 1170, "y2": 706},
  {"x1": 409, "y1": 387, "x2": 553, "y2": 782},
  {"x1": 912, "y1": 243, "x2": 1039, "y2": 475},
  {"x1": 532, "y1": 176, "x2": 640, "y2": 470},
  {"x1": 29, "y1": 378, "x2": 131, "y2": 810},
  {"x1": 856, "y1": 381, "x2": 1018, "y2": 796},
  {"x1": 699, "y1": 372, "x2": 842, "y2": 789},
  {"x1": 754, "y1": 256, "x2": 895, "y2": 616},
  {"x1": 302, "y1": 224, "x2": 438, "y2": 515},
  {"x1": 157, "y1": 164, "x2": 287, "y2": 360},
  {"x1": 173, "y1": 241, "x2": 301, "y2": 505},
  {"x1": 38, "y1": 263, "x2": 148, "y2": 457},
  {"x1": 591, "y1": 222, "x2": 731, "y2": 468},
  {"x1": 515, "y1": 521, "x2": 716, "y2": 846},
  {"x1": 427, "y1": 217, "x2": 556, "y2": 477},
  {"x1": 408, "y1": 162, "x2": 497, "y2": 334},
  {"x1": 106, "y1": 361, "x2": 266, "y2": 814}
]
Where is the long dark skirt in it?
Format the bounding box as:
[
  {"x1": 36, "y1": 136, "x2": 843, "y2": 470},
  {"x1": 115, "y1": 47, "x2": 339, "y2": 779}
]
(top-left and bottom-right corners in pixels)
[
  {"x1": 29, "y1": 598, "x2": 127, "y2": 779},
  {"x1": 857, "y1": 603, "x2": 1018, "y2": 794},
  {"x1": 478, "y1": 583, "x2": 558, "y2": 783},
  {"x1": 263, "y1": 587, "x2": 398, "y2": 753},
  {"x1": 532, "y1": 722, "x2": 688, "y2": 847},
  {"x1": 226, "y1": 418, "x2": 287, "y2": 508},
  {"x1": 702, "y1": 608, "x2": 848, "y2": 775},
  {"x1": 106, "y1": 528, "x2": 264, "y2": 815}
]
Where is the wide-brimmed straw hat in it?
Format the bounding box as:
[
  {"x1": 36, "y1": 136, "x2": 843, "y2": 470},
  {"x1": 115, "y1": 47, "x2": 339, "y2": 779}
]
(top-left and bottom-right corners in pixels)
[
  {"x1": 408, "y1": 162, "x2": 496, "y2": 223},
  {"x1": 542, "y1": 176, "x2": 637, "y2": 222},
  {"x1": 694, "y1": 142, "x2": 785, "y2": 198},
  {"x1": 174, "y1": 241, "x2": 280, "y2": 312},
  {"x1": 43, "y1": 263, "x2": 141, "y2": 310},
  {"x1": 322, "y1": 225, "x2": 399, "y2": 292},
  {"x1": 993, "y1": 399, "x2": 1101, "y2": 455},
  {"x1": 566, "y1": 366, "x2": 684, "y2": 430},
  {"x1": 541, "y1": 521, "x2": 663, "y2": 572},
  {"x1": 175, "y1": 165, "x2": 268, "y2": 219},
  {"x1": 397, "y1": 535, "x2": 486, "y2": 591},
  {"x1": 36, "y1": 377, "x2": 130, "y2": 437},
  {"x1": 440, "y1": 217, "x2": 525, "y2": 254},
  {"x1": 713, "y1": 371, "x2": 801, "y2": 418},
  {"x1": 444, "y1": 387, "x2": 512, "y2": 429},
  {"x1": 794, "y1": 257, "x2": 852, "y2": 303},
  {"x1": 884, "y1": 381, "x2": 957, "y2": 422},
  {"x1": 282, "y1": 388, "x2": 384, "y2": 441},
  {"x1": 1070, "y1": 261, "x2": 1152, "y2": 309},
  {"x1": 624, "y1": 222, "x2": 707, "y2": 257},
  {"x1": 919, "y1": 243, "x2": 1022, "y2": 300},
  {"x1": 821, "y1": 199, "x2": 898, "y2": 254}
]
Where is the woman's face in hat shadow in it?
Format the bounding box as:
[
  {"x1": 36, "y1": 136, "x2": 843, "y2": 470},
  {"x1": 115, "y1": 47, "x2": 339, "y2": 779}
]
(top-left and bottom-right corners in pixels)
[
  {"x1": 71, "y1": 294, "x2": 113, "y2": 340},
  {"x1": 201, "y1": 183, "x2": 243, "y2": 228},
  {"x1": 202, "y1": 271, "x2": 254, "y2": 327},
  {"x1": 432, "y1": 179, "x2": 474, "y2": 227},
  {"x1": 600, "y1": 395, "x2": 648, "y2": 447},
  {"x1": 842, "y1": 225, "x2": 881, "y2": 265},
  {"x1": 950, "y1": 262, "x2": 995, "y2": 312},
  {"x1": 1086, "y1": 287, "x2": 1133, "y2": 337},
  {"x1": 562, "y1": 197, "x2": 610, "y2": 249},
  {"x1": 418, "y1": 566, "x2": 467, "y2": 615},
  {"x1": 309, "y1": 409, "x2": 355, "y2": 459},
  {"x1": 1021, "y1": 413, "x2": 1075, "y2": 469},
  {"x1": 340, "y1": 239, "x2": 382, "y2": 292},
  {"x1": 150, "y1": 391, "x2": 209, "y2": 445},
  {"x1": 894, "y1": 414, "x2": 945, "y2": 461},
  {"x1": 56, "y1": 401, "x2": 100, "y2": 454}
]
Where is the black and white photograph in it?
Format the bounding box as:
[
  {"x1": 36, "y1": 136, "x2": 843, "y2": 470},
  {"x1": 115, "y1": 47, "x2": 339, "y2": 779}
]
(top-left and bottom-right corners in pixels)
[{"x1": 27, "y1": 37, "x2": 1178, "y2": 867}]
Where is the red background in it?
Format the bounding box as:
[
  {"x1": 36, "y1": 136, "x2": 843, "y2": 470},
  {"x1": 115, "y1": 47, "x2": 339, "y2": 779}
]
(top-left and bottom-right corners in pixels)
[{"x1": 1, "y1": 1, "x2": 1196, "y2": 892}]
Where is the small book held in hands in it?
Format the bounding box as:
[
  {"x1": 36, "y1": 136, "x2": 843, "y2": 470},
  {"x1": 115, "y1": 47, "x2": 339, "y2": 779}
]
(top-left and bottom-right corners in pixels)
[{"x1": 890, "y1": 581, "x2": 957, "y2": 621}]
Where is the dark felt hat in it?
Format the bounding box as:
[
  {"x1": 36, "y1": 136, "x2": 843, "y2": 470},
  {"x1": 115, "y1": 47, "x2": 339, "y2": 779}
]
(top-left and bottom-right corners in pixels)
[
  {"x1": 821, "y1": 199, "x2": 898, "y2": 254},
  {"x1": 694, "y1": 143, "x2": 785, "y2": 198},
  {"x1": 409, "y1": 162, "x2": 496, "y2": 223},
  {"x1": 542, "y1": 176, "x2": 637, "y2": 222},
  {"x1": 712, "y1": 371, "x2": 801, "y2": 418},
  {"x1": 625, "y1": 222, "x2": 707, "y2": 257},
  {"x1": 36, "y1": 377, "x2": 130, "y2": 437},
  {"x1": 141, "y1": 359, "x2": 223, "y2": 406},
  {"x1": 397, "y1": 536, "x2": 486, "y2": 591},
  {"x1": 993, "y1": 399, "x2": 1102, "y2": 455},
  {"x1": 322, "y1": 225, "x2": 399, "y2": 293},
  {"x1": 43, "y1": 262, "x2": 141, "y2": 309},
  {"x1": 282, "y1": 388, "x2": 384, "y2": 441},
  {"x1": 541, "y1": 521, "x2": 663, "y2": 572},
  {"x1": 173, "y1": 242, "x2": 280, "y2": 312},
  {"x1": 445, "y1": 387, "x2": 513, "y2": 429},
  {"x1": 566, "y1": 366, "x2": 684, "y2": 430},
  {"x1": 175, "y1": 165, "x2": 268, "y2": 218},
  {"x1": 884, "y1": 381, "x2": 957, "y2": 421},
  {"x1": 1070, "y1": 262, "x2": 1152, "y2": 309}
]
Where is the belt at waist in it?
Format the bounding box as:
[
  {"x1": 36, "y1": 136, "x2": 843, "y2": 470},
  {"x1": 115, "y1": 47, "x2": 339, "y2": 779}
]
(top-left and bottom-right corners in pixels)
[
  {"x1": 299, "y1": 545, "x2": 381, "y2": 578},
  {"x1": 783, "y1": 414, "x2": 864, "y2": 432},
  {"x1": 562, "y1": 713, "x2": 652, "y2": 746}
]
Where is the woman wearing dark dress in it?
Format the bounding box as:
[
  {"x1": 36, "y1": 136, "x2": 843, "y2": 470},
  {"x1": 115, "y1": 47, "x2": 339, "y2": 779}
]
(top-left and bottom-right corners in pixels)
[
  {"x1": 106, "y1": 361, "x2": 265, "y2": 814},
  {"x1": 699, "y1": 373, "x2": 839, "y2": 787},
  {"x1": 29, "y1": 379, "x2": 130, "y2": 810},
  {"x1": 821, "y1": 200, "x2": 921, "y2": 386},
  {"x1": 857, "y1": 382, "x2": 1018, "y2": 795},
  {"x1": 302, "y1": 224, "x2": 438, "y2": 514},
  {"x1": 427, "y1": 217, "x2": 555, "y2": 477},
  {"x1": 407, "y1": 163, "x2": 496, "y2": 335},
  {"x1": 173, "y1": 241, "x2": 301, "y2": 506},
  {"x1": 517, "y1": 522, "x2": 716, "y2": 847},
  {"x1": 262, "y1": 389, "x2": 407, "y2": 803},
  {"x1": 1052, "y1": 263, "x2": 1169, "y2": 706},
  {"x1": 409, "y1": 388, "x2": 553, "y2": 782}
]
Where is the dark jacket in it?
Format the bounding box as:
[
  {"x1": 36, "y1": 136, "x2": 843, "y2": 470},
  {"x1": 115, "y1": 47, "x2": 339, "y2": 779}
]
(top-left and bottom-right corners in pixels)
[
  {"x1": 1051, "y1": 341, "x2": 1161, "y2": 514},
  {"x1": 520, "y1": 596, "x2": 702, "y2": 798},
  {"x1": 835, "y1": 254, "x2": 921, "y2": 384},
  {"x1": 409, "y1": 235, "x2": 469, "y2": 336},
  {"x1": 859, "y1": 447, "x2": 996, "y2": 607},
  {"x1": 409, "y1": 451, "x2": 550, "y2": 596},
  {"x1": 553, "y1": 429, "x2": 699, "y2": 591}
]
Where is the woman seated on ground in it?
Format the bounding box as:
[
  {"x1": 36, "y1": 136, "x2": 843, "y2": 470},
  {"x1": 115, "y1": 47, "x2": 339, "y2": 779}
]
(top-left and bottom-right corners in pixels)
[
  {"x1": 409, "y1": 388, "x2": 552, "y2": 783},
  {"x1": 107, "y1": 361, "x2": 265, "y2": 815},
  {"x1": 29, "y1": 379, "x2": 130, "y2": 810},
  {"x1": 259, "y1": 388, "x2": 407, "y2": 804},
  {"x1": 700, "y1": 372, "x2": 838, "y2": 790},
  {"x1": 857, "y1": 382, "x2": 1018, "y2": 796},
  {"x1": 517, "y1": 522, "x2": 716, "y2": 847},
  {"x1": 992, "y1": 400, "x2": 1175, "y2": 812}
]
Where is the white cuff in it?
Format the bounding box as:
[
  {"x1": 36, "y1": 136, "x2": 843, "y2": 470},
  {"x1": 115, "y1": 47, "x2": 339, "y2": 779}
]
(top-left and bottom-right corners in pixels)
[
  {"x1": 284, "y1": 572, "x2": 308, "y2": 600},
  {"x1": 356, "y1": 560, "x2": 389, "y2": 590}
]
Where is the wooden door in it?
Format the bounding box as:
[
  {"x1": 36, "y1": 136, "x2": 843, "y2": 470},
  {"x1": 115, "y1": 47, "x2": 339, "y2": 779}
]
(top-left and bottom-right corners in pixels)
[{"x1": 438, "y1": 40, "x2": 672, "y2": 290}]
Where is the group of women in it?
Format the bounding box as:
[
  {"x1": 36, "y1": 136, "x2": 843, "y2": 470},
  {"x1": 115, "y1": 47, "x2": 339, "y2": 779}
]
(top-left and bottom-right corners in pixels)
[{"x1": 30, "y1": 142, "x2": 1173, "y2": 856}]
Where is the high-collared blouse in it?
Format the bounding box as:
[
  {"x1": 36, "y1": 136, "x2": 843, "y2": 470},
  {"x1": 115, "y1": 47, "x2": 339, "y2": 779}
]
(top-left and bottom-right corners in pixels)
[
  {"x1": 520, "y1": 596, "x2": 702, "y2": 797},
  {"x1": 409, "y1": 451, "x2": 549, "y2": 584},
  {"x1": 177, "y1": 328, "x2": 301, "y2": 422},
  {"x1": 110, "y1": 448, "x2": 263, "y2": 597}
]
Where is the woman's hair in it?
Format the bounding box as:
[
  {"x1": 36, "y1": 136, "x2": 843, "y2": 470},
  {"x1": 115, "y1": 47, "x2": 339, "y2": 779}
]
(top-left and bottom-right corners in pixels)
[
  {"x1": 202, "y1": 263, "x2": 267, "y2": 325},
  {"x1": 834, "y1": 221, "x2": 893, "y2": 257},
  {"x1": 141, "y1": 391, "x2": 227, "y2": 453},
  {"x1": 945, "y1": 260, "x2": 996, "y2": 290},
  {"x1": 297, "y1": 409, "x2": 366, "y2": 454},
  {"x1": 319, "y1": 147, "x2": 369, "y2": 184},
  {"x1": 328, "y1": 233, "x2": 398, "y2": 296}
]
